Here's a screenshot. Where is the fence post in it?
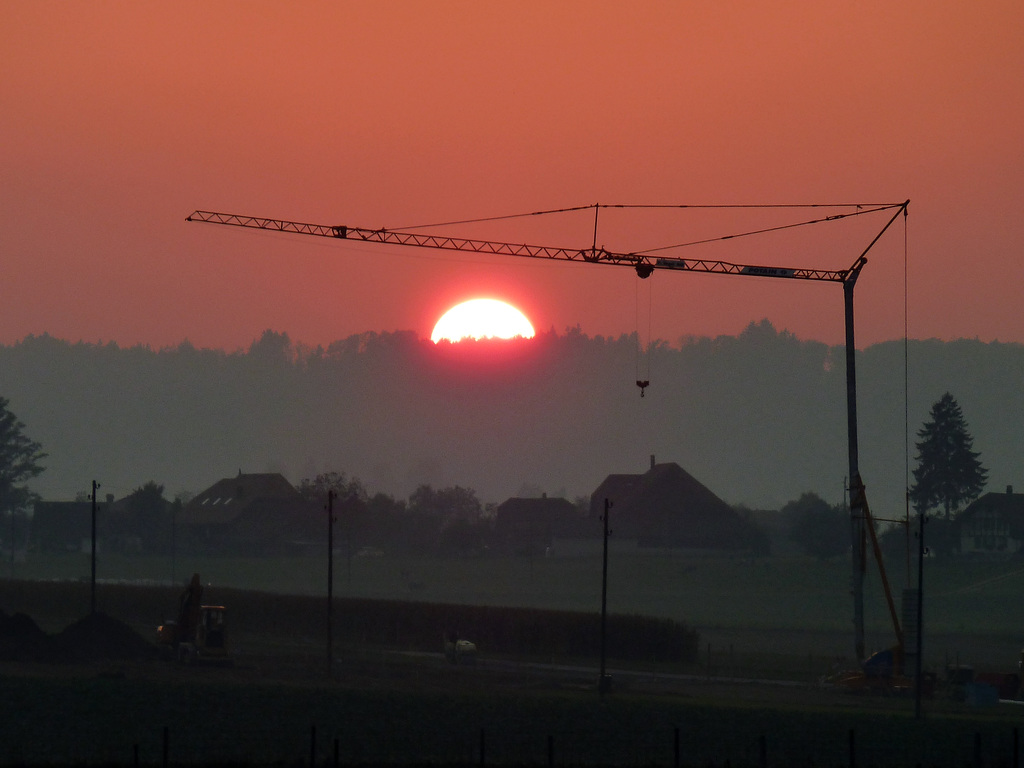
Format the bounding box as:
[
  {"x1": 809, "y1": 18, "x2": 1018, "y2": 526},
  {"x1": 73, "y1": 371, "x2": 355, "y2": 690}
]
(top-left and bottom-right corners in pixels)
[
  {"x1": 547, "y1": 734, "x2": 554, "y2": 768},
  {"x1": 334, "y1": 736, "x2": 340, "y2": 768},
  {"x1": 1014, "y1": 727, "x2": 1019, "y2": 768},
  {"x1": 162, "y1": 726, "x2": 168, "y2": 768},
  {"x1": 673, "y1": 726, "x2": 680, "y2": 768},
  {"x1": 479, "y1": 728, "x2": 486, "y2": 768},
  {"x1": 133, "y1": 743, "x2": 139, "y2": 768},
  {"x1": 758, "y1": 734, "x2": 767, "y2": 768},
  {"x1": 848, "y1": 728, "x2": 856, "y2": 768},
  {"x1": 974, "y1": 731, "x2": 982, "y2": 768},
  {"x1": 310, "y1": 724, "x2": 317, "y2": 767}
]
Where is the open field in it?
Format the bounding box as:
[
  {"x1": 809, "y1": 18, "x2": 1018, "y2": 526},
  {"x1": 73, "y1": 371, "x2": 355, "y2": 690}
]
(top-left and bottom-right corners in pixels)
[
  {"x1": 6, "y1": 546, "x2": 1023, "y2": 666},
  {"x1": 3, "y1": 550, "x2": 1024, "y2": 765}
]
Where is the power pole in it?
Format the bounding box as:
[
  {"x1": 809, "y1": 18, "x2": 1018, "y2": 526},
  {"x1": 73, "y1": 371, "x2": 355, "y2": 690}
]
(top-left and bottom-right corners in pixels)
[
  {"x1": 599, "y1": 498, "x2": 611, "y2": 695},
  {"x1": 171, "y1": 500, "x2": 177, "y2": 586},
  {"x1": 327, "y1": 489, "x2": 335, "y2": 676},
  {"x1": 914, "y1": 510, "x2": 926, "y2": 719},
  {"x1": 90, "y1": 480, "x2": 100, "y2": 616},
  {"x1": 8, "y1": 504, "x2": 15, "y2": 580}
]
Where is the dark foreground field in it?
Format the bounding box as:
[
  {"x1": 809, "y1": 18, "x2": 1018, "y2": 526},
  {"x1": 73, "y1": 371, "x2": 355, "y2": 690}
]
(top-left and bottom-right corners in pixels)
[
  {"x1": 2, "y1": 579, "x2": 1024, "y2": 767},
  {"x1": 3, "y1": 654, "x2": 1024, "y2": 768}
]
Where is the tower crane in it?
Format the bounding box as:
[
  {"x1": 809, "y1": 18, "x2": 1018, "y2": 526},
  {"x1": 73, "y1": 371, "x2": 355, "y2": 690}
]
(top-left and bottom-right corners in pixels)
[{"x1": 187, "y1": 201, "x2": 909, "y2": 664}]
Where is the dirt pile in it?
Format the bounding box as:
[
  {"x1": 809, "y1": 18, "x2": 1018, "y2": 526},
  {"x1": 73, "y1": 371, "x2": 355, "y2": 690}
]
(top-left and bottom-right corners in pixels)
[
  {"x1": 0, "y1": 610, "x2": 61, "y2": 662},
  {"x1": 54, "y1": 612, "x2": 157, "y2": 661},
  {"x1": 0, "y1": 610, "x2": 156, "y2": 662}
]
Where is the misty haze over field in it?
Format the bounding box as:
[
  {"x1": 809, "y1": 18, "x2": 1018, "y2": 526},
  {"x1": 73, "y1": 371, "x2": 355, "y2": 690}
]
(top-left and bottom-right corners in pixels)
[{"x1": 1, "y1": 322, "x2": 1020, "y2": 514}]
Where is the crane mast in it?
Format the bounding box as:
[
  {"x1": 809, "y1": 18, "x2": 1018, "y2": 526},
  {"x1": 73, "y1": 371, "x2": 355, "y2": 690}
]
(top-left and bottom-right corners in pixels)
[{"x1": 187, "y1": 200, "x2": 909, "y2": 663}]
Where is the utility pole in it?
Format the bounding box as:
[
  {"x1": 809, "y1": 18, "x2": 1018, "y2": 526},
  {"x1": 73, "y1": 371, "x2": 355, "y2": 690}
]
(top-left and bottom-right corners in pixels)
[
  {"x1": 171, "y1": 500, "x2": 177, "y2": 586},
  {"x1": 914, "y1": 510, "x2": 926, "y2": 719},
  {"x1": 90, "y1": 480, "x2": 100, "y2": 616},
  {"x1": 8, "y1": 505, "x2": 14, "y2": 580},
  {"x1": 327, "y1": 489, "x2": 335, "y2": 676},
  {"x1": 599, "y1": 498, "x2": 611, "y2": 695}
]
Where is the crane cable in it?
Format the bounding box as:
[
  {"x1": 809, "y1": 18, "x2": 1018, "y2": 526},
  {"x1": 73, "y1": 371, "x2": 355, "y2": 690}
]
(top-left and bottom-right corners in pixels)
[
  {"x1": 635, "y1": 273, "x2": 652, "y2": 397},
  {"x1": 903, "y1": 205, "x2": 912, "y2": 582},
  {"x1": 392, "y1": 202, "x2": 904, "y2": 238},
  {"x1": 632, "y1": 205, "x2": 901, "y2": 256}
]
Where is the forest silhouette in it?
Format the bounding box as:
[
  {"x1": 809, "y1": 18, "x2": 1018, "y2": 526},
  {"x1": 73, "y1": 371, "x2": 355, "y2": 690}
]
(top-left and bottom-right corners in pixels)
[{"x1": 0, "y1": 322, "x2": 1019, "y2": 516}]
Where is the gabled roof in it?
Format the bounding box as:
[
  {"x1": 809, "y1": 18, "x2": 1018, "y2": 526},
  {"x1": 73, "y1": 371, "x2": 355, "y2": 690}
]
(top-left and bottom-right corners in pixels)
[
  {"x1": 589, "y1": 473, "x2": 643, "y2": 518},
  {"x1": 592, "y1": 462, "x2": 725, "y2": 520},
  {"x1": 628, "y1": 462, "x2": 733, "y2": 520},
  {"x1": 180, "y1": 472, "x2": 302, "y2": 525},
  {"x1": 590, "y1": 461, "x2": 756, "y2": 549},
  {"x1": 959, "y1": 488, "x2": 1024, "y2": 535}
]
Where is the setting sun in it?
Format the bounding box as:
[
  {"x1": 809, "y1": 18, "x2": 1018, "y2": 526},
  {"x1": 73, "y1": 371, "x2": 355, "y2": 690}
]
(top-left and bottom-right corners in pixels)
[{"x1": 431, "y1": 299, "x2": 535, "y2": 343}]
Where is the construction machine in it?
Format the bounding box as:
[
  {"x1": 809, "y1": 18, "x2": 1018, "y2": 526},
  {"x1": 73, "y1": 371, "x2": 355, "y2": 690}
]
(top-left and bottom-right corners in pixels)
[
  {"x1": 157, "y1": 573, "x2": 229, "y2": 664},
  {"x1": 832, "y1": 480, "x2": 914, "y2": 692}
]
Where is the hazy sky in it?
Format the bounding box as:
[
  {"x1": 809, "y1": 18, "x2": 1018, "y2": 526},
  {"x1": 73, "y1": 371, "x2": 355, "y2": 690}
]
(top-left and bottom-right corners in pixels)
[{"x1": 3, "y1": 1, "x2": 1022, "y2": 351}]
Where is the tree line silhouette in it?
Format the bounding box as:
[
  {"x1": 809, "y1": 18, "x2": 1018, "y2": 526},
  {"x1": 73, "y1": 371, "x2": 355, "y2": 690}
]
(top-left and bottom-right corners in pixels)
[{"x1": 0, "y1": 323, "x2": 1019, "y2": 523}]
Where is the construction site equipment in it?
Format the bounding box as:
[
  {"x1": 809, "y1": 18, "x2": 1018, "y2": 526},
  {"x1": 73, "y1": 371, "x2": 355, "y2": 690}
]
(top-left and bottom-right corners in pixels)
[
  {"x1": 187, "y1": 201, "x2": 909, "y2": 663},
  {"x1": 831, "y1": 478, "x2": 922, "y2": 692},
  {"x1": 157, "y1": 573, "x2": 228, "y2": 663}
]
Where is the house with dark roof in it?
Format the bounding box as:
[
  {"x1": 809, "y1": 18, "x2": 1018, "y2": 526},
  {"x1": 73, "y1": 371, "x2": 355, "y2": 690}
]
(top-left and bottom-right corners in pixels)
[
  {"x1": 32, "y1": 493, "x2": 161, "y2": 554},
  {"x1": 493, "y1": 495, "x2": 583, "y2": 555},
  {"x1": 31, "y1": 501, "x2": 94, "y2": 553},
  {"x1": 590, "y1": 456, "x2": 766, "y2": 552},
  {"x1": 956, "y1": 485, "x2": 1024, "y2": 557},
  {"x1": 179, "y1": 472, "x2": 319, "y2": 555}
]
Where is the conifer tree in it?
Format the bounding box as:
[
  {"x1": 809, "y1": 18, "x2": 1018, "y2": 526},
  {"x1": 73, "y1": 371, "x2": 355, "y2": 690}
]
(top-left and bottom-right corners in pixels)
[{"x1": 909, "y1": 392, "x2": 987, "y2": 519}]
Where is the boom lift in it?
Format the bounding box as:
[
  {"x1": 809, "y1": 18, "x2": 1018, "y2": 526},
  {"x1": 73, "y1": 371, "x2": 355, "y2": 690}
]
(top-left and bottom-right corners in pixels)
[{"x1": 187, "y1": 201, "x2": 909, "y2": 664}]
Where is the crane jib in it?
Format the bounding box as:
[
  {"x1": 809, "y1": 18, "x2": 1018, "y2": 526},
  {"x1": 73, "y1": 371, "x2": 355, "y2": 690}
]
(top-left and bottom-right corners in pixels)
[{"x1": 188, "y1": 210, "x2": 865, "y2": 283}]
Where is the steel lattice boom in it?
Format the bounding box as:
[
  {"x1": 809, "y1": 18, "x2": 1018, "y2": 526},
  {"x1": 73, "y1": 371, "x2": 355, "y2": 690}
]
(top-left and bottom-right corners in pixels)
[{"x1": 186, "y1": 209, "x2": 874, "y2": 283}]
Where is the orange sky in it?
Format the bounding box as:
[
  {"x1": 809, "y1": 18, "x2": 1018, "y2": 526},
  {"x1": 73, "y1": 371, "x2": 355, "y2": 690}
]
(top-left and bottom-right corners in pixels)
[{"x1": 2, "y1": 1, "x2": 1022, "y2": 351}]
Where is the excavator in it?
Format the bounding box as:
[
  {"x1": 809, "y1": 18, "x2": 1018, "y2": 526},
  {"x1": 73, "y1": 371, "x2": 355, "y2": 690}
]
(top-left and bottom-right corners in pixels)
[{"x1": 157, "y1": 573, "x2": 229, "y2": 664}]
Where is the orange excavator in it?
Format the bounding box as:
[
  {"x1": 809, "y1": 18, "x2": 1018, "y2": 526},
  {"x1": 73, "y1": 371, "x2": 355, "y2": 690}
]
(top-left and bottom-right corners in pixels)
[{"x1": 157, "y1": 573, "x2": 229, "y2": 664}]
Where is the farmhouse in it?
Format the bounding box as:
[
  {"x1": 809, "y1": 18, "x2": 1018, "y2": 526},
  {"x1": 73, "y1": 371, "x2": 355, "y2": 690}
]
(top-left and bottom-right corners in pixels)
[
  {"x1": 957, "y1": 485, "x2": 1024, "y2": 557},
  {"x1": 178, "y1": 472, "x2": 319, "y2": 555},
  {"x1": 493, "y1": 495, "x2": 582, "y2": 555},
  {"x1": 31, "y1": 501, "x2": 94, "y2": 553},
  {"x1": 591, "y1": 456, "x2": 765, "y2": 552},
  {"x1": 32, "y1": 486, "x2": 177, "y2": 555}
]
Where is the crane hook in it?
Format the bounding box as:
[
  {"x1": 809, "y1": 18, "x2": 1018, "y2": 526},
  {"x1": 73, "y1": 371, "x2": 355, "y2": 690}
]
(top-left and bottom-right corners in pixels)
[{"x1": 636, "y1": 380, "x2": 650, "y2": 397}]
